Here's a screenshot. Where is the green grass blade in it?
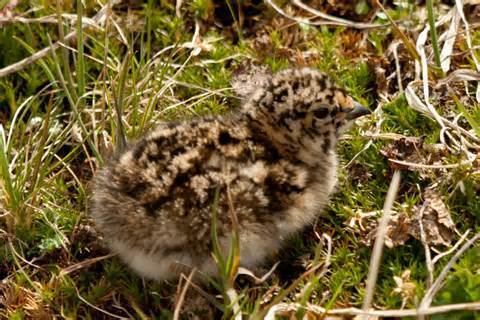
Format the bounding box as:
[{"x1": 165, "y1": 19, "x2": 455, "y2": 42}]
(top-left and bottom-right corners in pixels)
[
  {"x1": 0, "y1": 126, "x2": 19, "y2": 230},
  {"x1": 76, "y1": 0, "x2": 86, "y2": 99},
  {"x1": 452, "y1": 94, "x2": 480, "y2": 137},
  {"x1": 210, "y1": 187, "x2": 225, "y2": 274},
  {"x1": 112, "y1": 53, "x2": 130, "y2": 152},
  {"x1": 426, "y1": 0, "x2": 443, "y2": 74}
]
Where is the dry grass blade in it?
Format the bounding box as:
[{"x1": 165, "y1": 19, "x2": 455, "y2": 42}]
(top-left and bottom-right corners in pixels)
[
  {"x1": 237, "y1": 262, "x2": 280, "y2": 284},
  {"x1": 259, "y1": 263, "x2": 324, "y2": 320},
  {"x1": 292, "y1": 0, "x2": 385, "y2": 29},
  {"x1": 374, "y1": 0, "x2": 420, "y2": 60},
  {"x1": 342, "y1": 132, "x2": 415, "y2": 141},
  {"x1": 418, "y1": 204, "x2": 434, "y2": 286},
  {"x1": 361, "y1": 170, "x2": 401, "y2": 317},
  {"x1": 436, "y1": 69, "x2": 480, "y2": 86},
  {"x1": 388, "y1": 159, "x2": 473, "y2": 169},
  {"x1": 59, "y1": 253, "x2": 116, "y2": 276},
  {"x1": 440, "y1": 7, "x2": 461, "y2": 73},
  {"x1": 265, "y1": 301, "x2": 480, "y2": 318},
  {"x1": 173, "y1": 270, "x2": 196, "y2": 320},
  {"x1": 0, "y1": 0, "x2": 120, "y2": 78},
  {"x1": 8, "y1": 239, "x2": 42, "y2": 270},
  {"x1": 454, "y1": 0, "x2": 480, "y2": 101},
  {"x1": 175, "y1": 0, "x2": 183, "y2": 18},
  {"x1": 431, "y1": 229, "x2": 471, "y2": 265},
  {"x1": 405, "y1": 83, "x2": 480, "y2": 145},
  {"x1": 389, "y1": 41, "x2": 404, "y2": 92},
  {"x1": 419, "y1": 232, "x2": 480, "y2": 312},
  {"x1": 0, "y1": 14, "x2": 96, "y2": 25},
  {"x1": 74, "y1": 285, "x2": 126, "y2": 319},
  {"x1": 345, "y1": 107, "x2": 383, "y2": 168},
  {"x1": 265, "y1": 0, "x2": 386, "y2": 29},
  {"x1": 315, "y1": 233, "x2": 333, "y2": 279}
]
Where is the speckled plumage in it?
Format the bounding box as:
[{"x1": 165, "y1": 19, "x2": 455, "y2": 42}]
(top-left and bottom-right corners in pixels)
[{"x1": 89, "y1": 68, "x2": 370, "y2": 281}]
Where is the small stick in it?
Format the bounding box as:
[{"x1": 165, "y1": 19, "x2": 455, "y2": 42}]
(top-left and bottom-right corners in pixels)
[
  {"x1": 59, "y1": 253, "x2": 116, "y2": 276},
  {"x1": 389, "y1": 159, "x2": 473, "y2": 169},
  {"x1": 173, "y1": 270, "x2": 196, "y2": 320},
  {"x1": 75, "y1": 285, "x2": 126, "y2": 319},
  {"x1": 419, "y1": 232, "x2": 480, "y2": 312},
  {"x1": 418, "y1": 204, "x2": 434, "y2": 287},
  {"x1": 391, "y1": 41, "x2": 404, "y2": 92},
  {"x1": 292, "y1": 0, "x2": 385, "y2": 29},
  {"x1": 265, "y1": 301, "x2": 480, "y2": 318},
  {"x1": 264, "y1": 0, "x2": 386, "y2": 29},
  {"x1": 432, "y1": 229, "x2": 470, "y2": 266},
  {"x1": 361, "y1": 170, "x2": 401, "y2": 317}
]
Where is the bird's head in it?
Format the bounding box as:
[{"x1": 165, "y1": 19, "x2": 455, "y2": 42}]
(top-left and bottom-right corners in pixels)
[{"x1": 243, "y1": 68, "x2": 370, "y2": 163}]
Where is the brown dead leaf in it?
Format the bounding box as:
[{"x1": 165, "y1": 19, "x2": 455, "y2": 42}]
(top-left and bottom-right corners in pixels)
[
  {"x1": 410, "y1": 188, "x2": 456, "y2": 247},
  {"x1": 363, "y1": 187, "x2": 456, "y2": 248},
  {"x1": 380, "y1": 136, "x2": 424, "y2": 170},
  {"x1": 384, "y1": 214, "x2": 412, "y2": 248},
  {"x1": 365, "y1": 213, "x2": 412, "y2": 248},
  {"x1": 392, "y1": 269, "x2": 416, "y2": 308}
]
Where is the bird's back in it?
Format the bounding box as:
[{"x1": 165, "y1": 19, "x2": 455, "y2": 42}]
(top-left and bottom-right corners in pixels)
[{"x1": 90, "y1": 114, "x2": 322, "y2": 274}]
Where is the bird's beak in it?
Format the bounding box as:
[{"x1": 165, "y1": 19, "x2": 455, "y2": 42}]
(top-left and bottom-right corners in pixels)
[{"x1": 346, "y1": 102, "x2": 371, "y2": 120}]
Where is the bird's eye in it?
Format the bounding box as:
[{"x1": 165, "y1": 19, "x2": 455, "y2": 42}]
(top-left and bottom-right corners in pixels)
[{"x1": 313, "y1": 107, "x2": 329, "y2": 119}]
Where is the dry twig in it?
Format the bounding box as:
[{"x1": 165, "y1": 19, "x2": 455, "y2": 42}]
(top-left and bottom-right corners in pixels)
[
  {"x1": 59, "y1": 253, "x2": 116, "y2": 276},
  {"x1": 173, "y1": 270, "x2": 197, "y2": 320},
  {"x1": 418, "y1": 204, "x2": 434, "y2": 287},
  {"x1": 264, "y1": 0, "x2": 385, "y2": 29},
  {"x1": 361, "y1": 170, "x2": 401, "y2": 317},
  {"x1": 419, "y1": 232, "x2": 480, "y2": 313},
  {"x1": 265, "y1": 301, "x2": 480, "y2": 318}
]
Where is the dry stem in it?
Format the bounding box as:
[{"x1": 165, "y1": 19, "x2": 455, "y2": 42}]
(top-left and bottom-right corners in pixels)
[{"x1": 361, "y1": 170, "x2": 401, "y2": 317}]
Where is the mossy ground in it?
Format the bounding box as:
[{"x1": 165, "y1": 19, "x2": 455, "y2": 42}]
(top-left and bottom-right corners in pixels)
[{"x1": 0, "y1": 1, "x2": 479, "y2": 319}]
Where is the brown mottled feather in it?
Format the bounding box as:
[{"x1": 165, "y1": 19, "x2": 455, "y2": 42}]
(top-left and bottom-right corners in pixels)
[{"x1": 89, "y1": 68, "x2": 369, "y2": 280}]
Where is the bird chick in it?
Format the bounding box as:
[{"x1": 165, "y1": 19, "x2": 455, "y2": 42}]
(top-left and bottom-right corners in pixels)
[{"x1": 89, "y1": 67, "x2": 371, "y2": 281}]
